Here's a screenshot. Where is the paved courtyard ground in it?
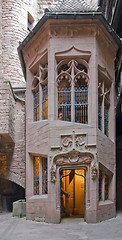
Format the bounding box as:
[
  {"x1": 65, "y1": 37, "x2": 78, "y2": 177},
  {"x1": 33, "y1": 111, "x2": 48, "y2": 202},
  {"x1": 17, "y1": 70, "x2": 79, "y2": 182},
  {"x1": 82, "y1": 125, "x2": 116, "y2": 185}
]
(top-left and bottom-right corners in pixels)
[{"x1": 0, "y1": 212, "x2": 122, "y2": 240}]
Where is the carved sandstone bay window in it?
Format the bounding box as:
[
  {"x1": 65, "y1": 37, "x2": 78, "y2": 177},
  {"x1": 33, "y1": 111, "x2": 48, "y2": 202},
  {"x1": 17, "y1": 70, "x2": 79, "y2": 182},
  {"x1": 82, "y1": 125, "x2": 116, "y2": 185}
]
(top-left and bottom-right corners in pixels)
[
  {"x1": 33, "y1": 156, "x2": 48, "y2": 195},
  {"x1": 57, "y1": 59, "x2": 89, "y2": 123}
]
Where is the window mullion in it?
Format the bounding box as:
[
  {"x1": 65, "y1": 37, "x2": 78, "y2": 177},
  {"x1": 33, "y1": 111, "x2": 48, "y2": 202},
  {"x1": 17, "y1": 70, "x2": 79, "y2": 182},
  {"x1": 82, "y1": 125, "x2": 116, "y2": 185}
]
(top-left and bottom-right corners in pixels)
[
  {"x1": 102, "y1": 82, "x2": 105, "y2": 133},
  {"x1": 71, "y1": 60, "x2": 75, "y2": 122},
  {"x1": 40, "y1": 157, "x2": 42, "y2": 195}
]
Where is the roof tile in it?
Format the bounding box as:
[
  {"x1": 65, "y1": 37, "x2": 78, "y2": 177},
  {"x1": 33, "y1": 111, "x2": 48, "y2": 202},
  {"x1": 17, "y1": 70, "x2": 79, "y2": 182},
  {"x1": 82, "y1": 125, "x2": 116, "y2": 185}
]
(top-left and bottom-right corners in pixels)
[{"x1": 47, "y1": 0, "x2": 98, "y2": 13}]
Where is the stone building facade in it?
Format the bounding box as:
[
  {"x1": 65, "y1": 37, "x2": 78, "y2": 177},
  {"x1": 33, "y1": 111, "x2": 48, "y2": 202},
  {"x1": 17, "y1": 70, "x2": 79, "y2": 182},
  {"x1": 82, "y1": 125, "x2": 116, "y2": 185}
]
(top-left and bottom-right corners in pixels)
[
  {"x1": 0, "y1": 0, "x2": 121, "y2": 223},
  {"x1": 18, "y1": 0, "x2": 121, "y2": 223}
]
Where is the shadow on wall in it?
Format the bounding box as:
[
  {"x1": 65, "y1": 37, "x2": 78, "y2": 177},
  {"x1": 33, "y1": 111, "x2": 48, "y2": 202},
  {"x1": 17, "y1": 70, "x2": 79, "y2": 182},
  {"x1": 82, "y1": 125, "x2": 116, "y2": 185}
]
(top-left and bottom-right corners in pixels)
[
  {"x1": 0, "y1": 178, "x2": 25, "y2": 212},
  {"x1": 116, "y1": 113, "x2": 122, "y2": 211}
]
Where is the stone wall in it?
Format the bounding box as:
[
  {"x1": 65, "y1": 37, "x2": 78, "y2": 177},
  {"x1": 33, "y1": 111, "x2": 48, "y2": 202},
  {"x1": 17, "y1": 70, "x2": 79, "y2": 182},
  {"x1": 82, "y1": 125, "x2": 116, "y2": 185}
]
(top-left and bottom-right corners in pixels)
[
  {"x1": 0, "y1": 0, "x2": 2, "y2": 72},
  {"x1": 2, "y1": 0, "x2": 32, "y2": 84},
  {"x1": 0, "y1": 78, "x2": 25, "y2": 188},
  {"x1": 0, "y1": 78, "x2": 15, "y2": 142},
  {"x1": 1, "y1": 0, "x2": 58, "y2": 86},
  {"x1": 9, "y1": 91, "x2": 25, "y2": 188},
  {"x1": 37, "y1": 0, "x2": 58, "y2": 18}
]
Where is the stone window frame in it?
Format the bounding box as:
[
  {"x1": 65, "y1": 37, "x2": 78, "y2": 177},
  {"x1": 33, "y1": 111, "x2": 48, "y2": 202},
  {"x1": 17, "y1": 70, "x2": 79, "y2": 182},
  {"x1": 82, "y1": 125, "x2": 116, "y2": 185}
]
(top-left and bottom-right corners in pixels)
[
  {"x1": 33, "y1": 156, "x2": 48, "y2": 196},
  {"x1": 32, "y1": 76, "x2": 39, "y2": 122},
  {"x1": 98, "y1": 65, "x2": 112, "y2": 137},
  {"x1": 56, "y1": 47, "x2": 90, "y2": 124},
  {"x1": 98, "y1": 164, "x2": 113, "y2": 202},
  {"x1": 31, "y1": 52, "x2": 48, "y2": 121}
]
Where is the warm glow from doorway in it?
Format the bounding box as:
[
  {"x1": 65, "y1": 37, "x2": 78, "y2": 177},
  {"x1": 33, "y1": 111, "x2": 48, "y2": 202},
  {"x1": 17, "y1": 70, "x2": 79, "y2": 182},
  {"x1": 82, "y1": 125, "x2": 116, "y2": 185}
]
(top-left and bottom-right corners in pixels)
[{"x1": 61, "y1": 169, "x2": 85, "y2": 218}]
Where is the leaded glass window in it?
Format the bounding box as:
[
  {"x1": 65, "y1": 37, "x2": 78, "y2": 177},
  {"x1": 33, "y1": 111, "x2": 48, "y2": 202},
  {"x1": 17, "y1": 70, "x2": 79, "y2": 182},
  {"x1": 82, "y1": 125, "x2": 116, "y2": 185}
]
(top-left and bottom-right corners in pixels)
[
  {"x1": 58, "y1": 80, "x2": 71, "y2": 121},
  {"x1": 33, "y1": 156, "x2": 39, "y2": 195},
  {"x1": 57, "y1": 59, "x2": 89, "y2": 123},
  {"x1": 104, "y1": 104, "x2": 109, "y2": 137},
  {"x1": 98, "y1": 100, "x2": 102, "y2": 130},
  {"x1": 105, "y1": 174, "x2": 109, "y2": 200},
  {"x1": 42, "y1": 85, "x2": 48, "y2": 120},
  {"x1": 33, "y1": 156, "x2": 48, "y2": 195},
  {"x1": 75, "y1": 84, "x2": 88, "y2": 124},
  {"x1": 99, "y1": 170, "x2": 102, "y2": 201},
  {"x1": 42, "y1": 157, "x2": 48, "y2": 194},
  {"x1": 33, "y1": 91, "x2": 39, "y2": 121},
  {"x1": 98, "y1": 76, "x2": 111, "y2": 137}
]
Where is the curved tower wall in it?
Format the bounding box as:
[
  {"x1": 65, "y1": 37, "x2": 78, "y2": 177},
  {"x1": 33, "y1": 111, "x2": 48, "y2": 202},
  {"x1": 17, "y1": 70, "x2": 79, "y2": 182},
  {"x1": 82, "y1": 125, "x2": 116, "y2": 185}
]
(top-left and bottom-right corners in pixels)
[{"x1": 1, "y1": 0, "x2": 58, "y2": 86}]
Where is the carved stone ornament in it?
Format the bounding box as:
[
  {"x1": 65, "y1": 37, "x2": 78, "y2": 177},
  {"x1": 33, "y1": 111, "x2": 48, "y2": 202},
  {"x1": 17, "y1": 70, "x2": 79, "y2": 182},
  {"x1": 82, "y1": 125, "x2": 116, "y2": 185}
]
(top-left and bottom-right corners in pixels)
[
  {"x1": 61, "y1": 132, "x2": 86, "y2": 151},
  {"x1": 50, "y1": 165, "x2": 56, "y2": 183},
  {"x1": 75, "y1": 136, "x2": 85, "y2": 148},
  {"x1": 91, "y1": 161, "x2": 98, "y2": 180},
  {"x1": 62, "y1": 136, "x2": 73, "y2": 148},
  {"x1": 54, "y1": 150, "x2": 93, "y2": 166},
  {"x1": 69, "y1": 151, "x2": 79, "y2": 163}
]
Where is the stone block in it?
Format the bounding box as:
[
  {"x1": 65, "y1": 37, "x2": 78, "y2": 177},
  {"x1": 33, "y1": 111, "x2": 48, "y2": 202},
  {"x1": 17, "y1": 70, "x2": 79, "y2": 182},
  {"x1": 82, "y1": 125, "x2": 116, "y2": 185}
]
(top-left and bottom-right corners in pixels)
[{"x1": 13, "y1": 199, "x2": 26, "y2": 217}]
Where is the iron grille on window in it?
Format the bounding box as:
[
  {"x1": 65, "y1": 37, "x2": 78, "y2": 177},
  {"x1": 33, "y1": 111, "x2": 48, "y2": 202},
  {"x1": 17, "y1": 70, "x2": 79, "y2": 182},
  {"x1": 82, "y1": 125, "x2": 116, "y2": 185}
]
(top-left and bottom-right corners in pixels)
[
  {"x1": 33, "y1": 91, "x2": 39, "y2": 121},
  {"x1": 98, "y1": 100, "x2": 102, "y2": 130},
  {"x1": 33, "y1": 157, "x2": 39, "y2": 195},
  {"x1": 99, "y1": 170, "x2": 102, "y2": 201},
  {"x1": 104, "y1": 104, "x2": 109, "y2": 136},
  {"x1": 57, "y1": 59, "x2": 89, "y2": 123},
  {"x1": 42, "y1": 157, "x2": 48, "y2": 194},
  {"x1": 58, "y1": 87, "x2": 71, "y2": 121},
  {"x1": 42, "y1": 85, "x2": 48, "y2": 120},
  {"x1": 75, "y1": 86, "x2": 88, "y2": 124},
  {"x1": 105, "y1": 174, "x2": 109, "y2": 200}
]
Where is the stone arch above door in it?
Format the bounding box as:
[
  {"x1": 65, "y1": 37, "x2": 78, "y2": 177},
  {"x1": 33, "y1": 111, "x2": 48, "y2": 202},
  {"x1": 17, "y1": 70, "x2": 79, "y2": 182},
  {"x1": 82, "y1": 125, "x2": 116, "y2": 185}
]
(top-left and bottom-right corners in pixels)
[{"x1": 50, "y1": 131, "x2": 98, "y2": 183}]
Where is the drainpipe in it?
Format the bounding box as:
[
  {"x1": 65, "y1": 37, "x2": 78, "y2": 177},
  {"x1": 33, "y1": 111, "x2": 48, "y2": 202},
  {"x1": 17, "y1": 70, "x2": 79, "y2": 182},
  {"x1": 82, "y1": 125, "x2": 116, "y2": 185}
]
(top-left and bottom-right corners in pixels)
[{"x1": 14, "y1": 90, "x2": 26, "y2": 199}]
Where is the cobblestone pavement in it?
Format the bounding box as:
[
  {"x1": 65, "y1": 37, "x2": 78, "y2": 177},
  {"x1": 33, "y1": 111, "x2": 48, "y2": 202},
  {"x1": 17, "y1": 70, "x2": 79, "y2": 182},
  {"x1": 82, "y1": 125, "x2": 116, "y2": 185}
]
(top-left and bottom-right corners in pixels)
[{"x1": 0, "y1": 212, "x2": 122, "y2": 240}]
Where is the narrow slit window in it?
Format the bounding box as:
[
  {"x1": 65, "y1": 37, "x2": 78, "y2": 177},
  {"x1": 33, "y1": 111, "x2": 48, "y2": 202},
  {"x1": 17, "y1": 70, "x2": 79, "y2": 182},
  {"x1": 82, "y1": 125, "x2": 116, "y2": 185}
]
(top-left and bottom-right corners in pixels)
[
  {"x1": 98, "y1": 99, "x2": 102, "y2": 130},
  {"x1": 42, "y1": 157, "x2": 48, "y2": 194},
  {"x1": 99, "y1": 170, "x2": 102, "y2": 201},
  {"x1": 105, "y1": 174, "x2": 109, "y2": 200},
  {"x1": 42, "y1": 85, "x2": 48, "y2": 120},
  {"x1": 33, "y1": 157, "x2": 39, "y2": 195},
  {"x1": 33, "y1": 90, "x2": 39, "y2": 121},
  {"x1": 104, "y1": 104, "x2": 109, "y2": 137}
]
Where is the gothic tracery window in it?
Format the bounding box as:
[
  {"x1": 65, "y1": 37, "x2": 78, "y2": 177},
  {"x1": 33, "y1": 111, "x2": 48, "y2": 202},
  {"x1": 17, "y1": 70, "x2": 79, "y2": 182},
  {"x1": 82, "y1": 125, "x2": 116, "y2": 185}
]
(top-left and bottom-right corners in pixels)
[
  {"x1": 42, "y1": 84, "x2": 48, "y2": 120},
  {"x1": 40, "y1": 63, "x2": 48, "y2": 120},
  {"x1": 57, "y1": 59, "x2": 89, "y2": 123},
  {"x1": 98, "y1": 67, "x2": 111, "y2": 137},
  {"x1": 32, "y1": 59, "x2": 48, "y2": 121},
  {"x1": 32, "y1": 76, "x2": 39, "y2": 121}
]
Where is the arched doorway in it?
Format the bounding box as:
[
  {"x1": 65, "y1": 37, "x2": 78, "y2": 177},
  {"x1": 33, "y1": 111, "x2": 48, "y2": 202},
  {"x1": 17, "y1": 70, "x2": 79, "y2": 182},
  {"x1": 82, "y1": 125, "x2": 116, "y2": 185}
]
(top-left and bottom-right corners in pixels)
[
  {"x1": 60, "y1": 168, "x2": 85, "y2": 218},
  {"x1": 0, "y1": 178, "x2": 25, "y2": 212}
]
